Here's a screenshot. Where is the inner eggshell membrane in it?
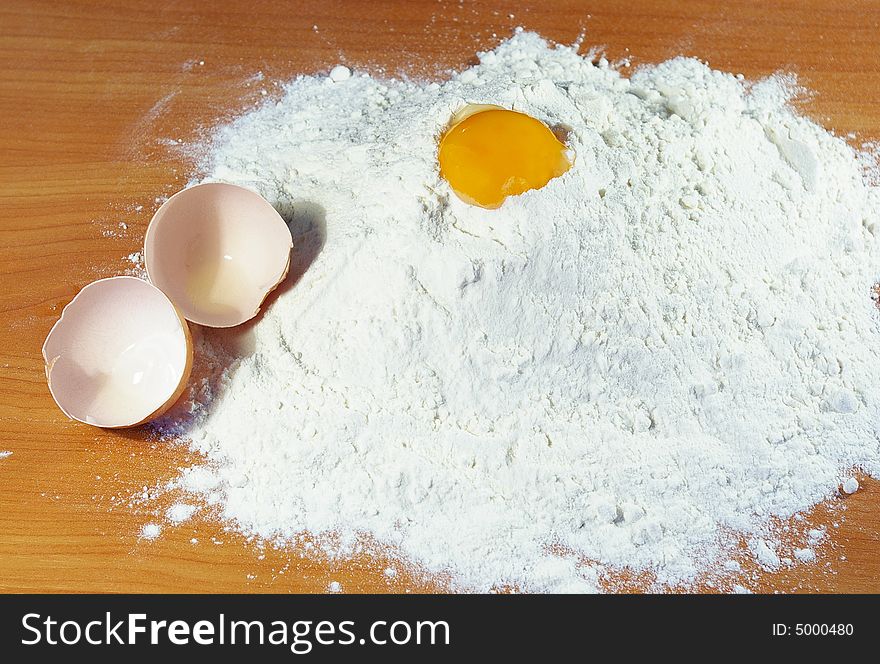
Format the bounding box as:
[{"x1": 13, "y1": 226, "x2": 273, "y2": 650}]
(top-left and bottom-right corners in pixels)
[
  {"x1": 42, "y1": 276, "x2": 192, "y2": 428},
  {"x1": 145, "y1": 182, "x2": 293, "y2": 328}
]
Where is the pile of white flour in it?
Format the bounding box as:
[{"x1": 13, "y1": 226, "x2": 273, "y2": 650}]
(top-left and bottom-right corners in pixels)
[{"x1": 159, "y1": 32, "x2": 880, "y2": 592}]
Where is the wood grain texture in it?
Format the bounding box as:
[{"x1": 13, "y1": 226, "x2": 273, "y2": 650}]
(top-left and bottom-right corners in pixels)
[{"x1": 1, "y1": 0, "x2": 879, "y2": 593}]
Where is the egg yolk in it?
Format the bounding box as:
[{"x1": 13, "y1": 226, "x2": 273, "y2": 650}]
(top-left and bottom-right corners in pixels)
[{"x1": 438, "y1": 107, "x2": 572, "y2": 208}]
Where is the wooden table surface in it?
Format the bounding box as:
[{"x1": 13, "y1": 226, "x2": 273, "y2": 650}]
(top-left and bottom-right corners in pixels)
[{"x1": 1, "y1": 0, "x2": 879, "y2": 593}]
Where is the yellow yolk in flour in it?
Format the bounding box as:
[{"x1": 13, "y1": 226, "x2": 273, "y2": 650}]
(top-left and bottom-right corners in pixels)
[{"x1": 438, "y1": 106, "x2": 573, "y2": 208}]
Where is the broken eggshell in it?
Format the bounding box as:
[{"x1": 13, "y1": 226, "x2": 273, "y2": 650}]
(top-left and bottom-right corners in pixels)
[
  {"x1": 145, "y1": 182, "x2": 293, "y2": 328},
  {"x1": 42, "y1": 276, "x2": 193, "y2": 428}
]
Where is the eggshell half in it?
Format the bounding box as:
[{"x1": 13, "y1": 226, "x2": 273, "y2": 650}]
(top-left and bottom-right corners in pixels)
[
  {"x1": 42, "y1": 276, "x2": 193, "y2": 428},
  {"x1": 144, "y1": 183, "x2": 293, "y2": 328}
]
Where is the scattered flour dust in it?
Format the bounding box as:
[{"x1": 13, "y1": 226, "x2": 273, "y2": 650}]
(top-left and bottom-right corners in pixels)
[
  {"x1": 153, "y1": 32, "x2": 880, "y2": 592},
  {"x1": 166, "y1": 502, "x2": 198, "y2": 525},
  {"x1": 140, "y1": 523, "x2": 162, "y2": 541}
]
